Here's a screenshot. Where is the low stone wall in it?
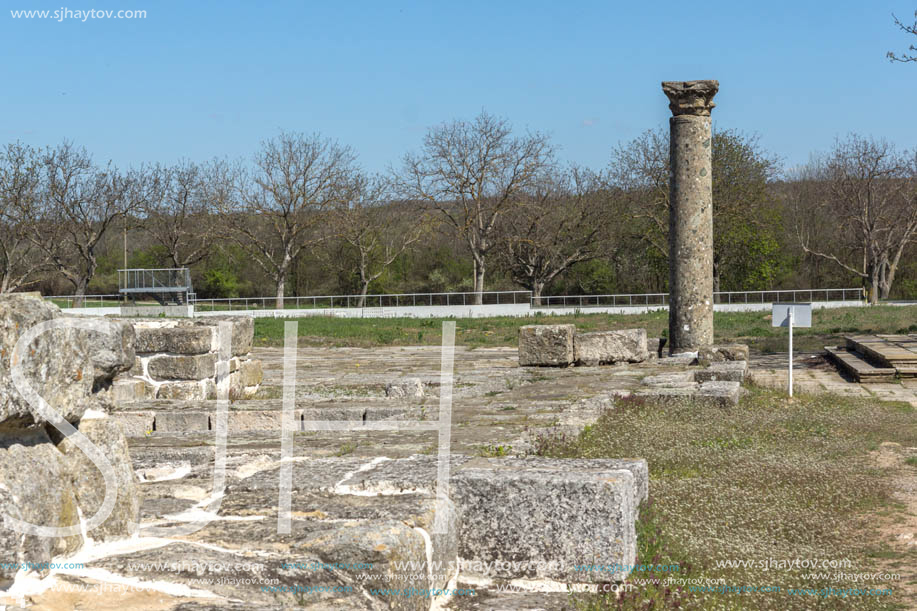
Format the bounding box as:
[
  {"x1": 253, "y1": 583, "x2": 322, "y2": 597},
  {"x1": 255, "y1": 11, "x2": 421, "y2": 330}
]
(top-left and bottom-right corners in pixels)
[{"x1": 111, "y1": 318, "x2": 263, "y2": 402}]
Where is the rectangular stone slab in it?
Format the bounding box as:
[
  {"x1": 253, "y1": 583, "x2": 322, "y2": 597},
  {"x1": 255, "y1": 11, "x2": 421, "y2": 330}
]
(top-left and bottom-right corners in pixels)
[
  {"x1": 147, "y1": 353, "x2": 217, "y2": 381},
  {"x1": 694, "y1": 360, "x2": 747, "y2": 383},
  {"x1": 134, "y1": 326, "x2": 213, "y2": 355},
  {"x1": 452, "y1": 457, "x2": 638, "y2": 583},
  {"x1": 518, "y1": 325, "x2": 575, "y2": 367},
  {"x1": 574, "y1": 329, "x2": 648, "y2": 366}
]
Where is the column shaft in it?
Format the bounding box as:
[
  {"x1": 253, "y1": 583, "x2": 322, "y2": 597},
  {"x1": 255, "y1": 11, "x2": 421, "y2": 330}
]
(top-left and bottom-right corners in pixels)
[
  {"x1": 668, "y1": 115, "x2": 713, "y2": 353},
  {"x1": 661, "y1": 79, "x2": 718, "y2": 355}
]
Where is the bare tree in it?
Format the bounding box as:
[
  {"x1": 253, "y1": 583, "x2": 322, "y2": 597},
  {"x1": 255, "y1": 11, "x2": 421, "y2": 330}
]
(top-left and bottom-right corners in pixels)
[
  {"x1": 610, "y1": 128, "x2": 782, "y2": 291},
  {"x1": 0, "y1": 142, "x2": 50, "y2": 293},
  {"x1": 35, "y1": 143, "x2": 146, "y2": 304},
  {"x1": 607, "y1": 129, "x2": 670, "y2": 257},
  {"x1": 792, "y1": 135, "x2": 917, "y2": 302},
  {"x1": 323, "y1": 176, "x2": 427, "y2": 306},
  {"x1": 223, "y1": 132, "x2": 358, "y2": 308},
  {"x1": 139, "y1": 160, "x2": 223, "y2": 267},
  {"x1": 888, "y1": 10, "x2": 917, "y2": 62},
  {"x1": 399, "y1": 111, "x2": 554, "y2": 304},
  {"x1": 498, "y1": 167, "x2": 617, "y2": 303}
]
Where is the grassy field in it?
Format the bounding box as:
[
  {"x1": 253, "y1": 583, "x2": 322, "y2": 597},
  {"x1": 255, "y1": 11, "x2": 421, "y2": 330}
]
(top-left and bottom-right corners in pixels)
[
  {"x1": 251, "y1": 304, "x2": 917, "y2": 352},
  {"x1": 533, "y1": 388, "x2": 917, "y2": 610}
]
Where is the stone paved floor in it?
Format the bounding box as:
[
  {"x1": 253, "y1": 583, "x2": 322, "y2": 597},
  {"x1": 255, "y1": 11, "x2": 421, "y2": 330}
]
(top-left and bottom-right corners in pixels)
[
  {"x1": 748, "y1": 352, "x2": 917, "y2": 406},
  {"x1": 9, "y1": 345, "x2": 911, "y2": 610},
  {"x1": 3, "y1": 346, "x2": 687, "y2": 611}
]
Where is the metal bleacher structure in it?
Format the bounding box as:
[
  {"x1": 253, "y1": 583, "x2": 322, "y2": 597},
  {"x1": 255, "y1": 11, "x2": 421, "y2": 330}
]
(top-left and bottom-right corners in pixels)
[{"x1": 118, "y1": 268, "x2": 195, "y2": 306}]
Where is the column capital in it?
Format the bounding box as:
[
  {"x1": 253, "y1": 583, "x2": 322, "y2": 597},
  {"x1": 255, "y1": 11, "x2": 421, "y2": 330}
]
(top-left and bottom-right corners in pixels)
[{"x1": 661, "y1": 80, "x2": 719, "y2": 116}]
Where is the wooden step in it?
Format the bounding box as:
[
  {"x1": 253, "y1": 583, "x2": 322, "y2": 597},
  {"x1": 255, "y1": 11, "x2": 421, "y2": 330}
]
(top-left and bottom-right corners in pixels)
[{"x1": 825, "y1": 346, "x2": 897, "y2": 383}]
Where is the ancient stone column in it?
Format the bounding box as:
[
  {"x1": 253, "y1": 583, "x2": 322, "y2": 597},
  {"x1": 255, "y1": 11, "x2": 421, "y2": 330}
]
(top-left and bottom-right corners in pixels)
[{"x1": 661, "y1": 80, "x2": 718, "y2": 355}]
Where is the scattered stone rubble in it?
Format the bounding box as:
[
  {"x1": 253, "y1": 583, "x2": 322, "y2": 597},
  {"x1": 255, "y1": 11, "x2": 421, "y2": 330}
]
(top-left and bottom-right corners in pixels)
[
  {"x1": 637, "y1": 359, "x2": 748, "y2": 406},
  {"x1": 519, "y1": 324, "x2": 749, "y2": 406},
  {"x1": 384, "y1": 377, "x2": 425, "y2": 399}
]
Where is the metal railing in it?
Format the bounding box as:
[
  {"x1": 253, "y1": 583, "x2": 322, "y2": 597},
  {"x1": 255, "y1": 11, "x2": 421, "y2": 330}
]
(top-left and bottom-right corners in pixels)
[
  {"x1": 118, "y1": 268, "x2": 192, "y2": 293},
  {"x1": 189, "y1": 290, "x2": 533, "y2": 311},
  {"x1": 43, "y1": 288, "x2": 868, "y2": 311},
  {"x1": 45, "y1": 294, "x2": 124, "y2": 309},
  {"x1": 534, "y1": 288, "x2": 866, "y2": 308}
]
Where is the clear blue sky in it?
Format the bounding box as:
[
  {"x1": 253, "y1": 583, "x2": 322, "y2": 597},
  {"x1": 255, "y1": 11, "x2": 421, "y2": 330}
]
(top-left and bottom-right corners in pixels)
[{"x1": 2, "y1": 0, "x2": 915, "y2": 174}]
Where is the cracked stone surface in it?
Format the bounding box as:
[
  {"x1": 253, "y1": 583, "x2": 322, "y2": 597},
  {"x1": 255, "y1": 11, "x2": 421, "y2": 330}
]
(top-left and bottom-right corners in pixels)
[{"x1": 5, "y1": 344, "x2": 686, "y2": 610}]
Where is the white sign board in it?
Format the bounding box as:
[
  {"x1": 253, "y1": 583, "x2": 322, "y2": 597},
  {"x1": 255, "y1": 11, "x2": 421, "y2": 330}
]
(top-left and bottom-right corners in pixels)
[
  {"x1": 772, "y1": 303, "x2": 813, "y2": 398},
  {"x1": 772, "y1": 303, "x2": 812, "y2": 328}
]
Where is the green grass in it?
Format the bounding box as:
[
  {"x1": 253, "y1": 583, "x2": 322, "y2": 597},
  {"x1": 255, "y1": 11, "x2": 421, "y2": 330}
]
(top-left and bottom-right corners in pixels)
[
  {"x1": 533, "y1": 389, "x2": 917, "y2": 610},
  {"x1": 251, "y1": 305, "x2": 917, "y2": 351}
]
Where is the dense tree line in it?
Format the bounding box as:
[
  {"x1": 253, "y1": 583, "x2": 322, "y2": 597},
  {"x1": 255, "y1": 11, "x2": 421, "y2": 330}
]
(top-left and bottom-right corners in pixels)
[{"x1": 1, "y1": 112, "x2": 915, "y2": 304}]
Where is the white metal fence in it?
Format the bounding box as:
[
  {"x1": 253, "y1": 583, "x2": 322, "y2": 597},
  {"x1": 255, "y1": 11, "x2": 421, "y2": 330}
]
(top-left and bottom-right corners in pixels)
[
  {"x1": 43, "y1": 288, "x2": 868, "y2": 312},
  {"x1": 188, "y1": 291, "x2": 533, "y2": 311},
  {"x1": 534, "y1": 288, "x2": 865, "y2": 308}
]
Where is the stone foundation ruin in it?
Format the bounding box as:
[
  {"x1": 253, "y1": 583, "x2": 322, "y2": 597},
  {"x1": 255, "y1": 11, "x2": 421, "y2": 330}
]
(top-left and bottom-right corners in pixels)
[{"x1": 111, "y1": 318, "x2": 263, "y2": 403}]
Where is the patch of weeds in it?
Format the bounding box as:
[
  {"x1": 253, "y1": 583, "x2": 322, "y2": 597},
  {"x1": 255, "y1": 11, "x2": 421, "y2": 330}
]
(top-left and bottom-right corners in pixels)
[
  {"x1": 905, "y1": 456, "x2": 917, "y2": 467},
  {"x1": 545, "y1": 388, "x2": 917, "y2": 609},
  {"x1": 691, "y1": 435, "x2": 754, "y2": 450},
  {"x1": 375, "y1": 329, "x2": 397, "y2": 344},
  {"x1": 484, "y1": 390, "x2": 501, "y2": 397},
  {"x1": 252, "y1": 385, "x2": 284, "y2": 399},
  {"x1": 529, "y1": 427, "x2": 571, "y2": 457},
  {"x1": 476, "y1": 444, "x2": 512, "y2": 457},
  {"x1": 334, "y1": 442, "x2": 357, "y2": 456}
]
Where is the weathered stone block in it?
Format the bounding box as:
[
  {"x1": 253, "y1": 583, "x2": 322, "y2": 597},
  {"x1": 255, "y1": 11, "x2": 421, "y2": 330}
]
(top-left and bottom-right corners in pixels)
[
  {"x1": 715, "y1": 343, "x2": 749, "y2": 361},
  {"x1": 385, "y1": 377, "x2": 424, "y2": 398},
  {"x1": 110, "y1": 378, "x2": 154, "y2": 404},
  {"x1": 293, "y1": 521, "x2": 432, "y2": 611},
  {"x1": 694, "y1": 360, "x2": 747, "y2": 383},
  {"x1": 574, "y1": 329, "x2": 648, "y2": 366},
  {"x1": 642, "y1": 371, "x2": 696, "y2": 388},
  {"x1": 134, "y1": 326, "x2": 212, "y2": 355},
  {"x1": 154, "y1": 411, "x2": 211, "y2": 432},
  {"x1": 698, "y1": 380, "x2": 743, "y2": 406},
  {"x1": 0, "y1": 428, "x2": 82, "y2": 585},
  {"x1": 195, "y1": 316, "x2": 253, "y2": 356},
  {"x1": 147, "y1": 353, "x2": 217, "y2": 381},
  {"x1": 0, "y1": 294, "x2": 93, "y2": 427},
  {"x1": 518, "y1": 324, "x2": 575, "y2": 367},
  {"x1": 88, "y1": 319, "x2": 136, "y2": 388},
  {"x1": 58, "y1": 416, "x2": 140, "y2": 541},
  {"x1": 239, "y1": 359, "x2": 263, "y2": 388},
  {"x1": 452, "y1": 457, "x2": 639, "y2": 582},
  {"x1": 156, "y1": 379, "x2": 215, "y2": 401},
  {"x1": 110, "y1": 411, "x2": 155, "y2": 437},
  {"x1": 129, "y1": 355, "x2": 144, "y2": 376}
]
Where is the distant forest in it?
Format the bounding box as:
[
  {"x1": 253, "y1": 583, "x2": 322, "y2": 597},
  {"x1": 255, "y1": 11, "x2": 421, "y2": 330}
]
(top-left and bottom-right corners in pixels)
[{"x1": 1, "y1": 112, "x2": 915, "y2": 305}]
